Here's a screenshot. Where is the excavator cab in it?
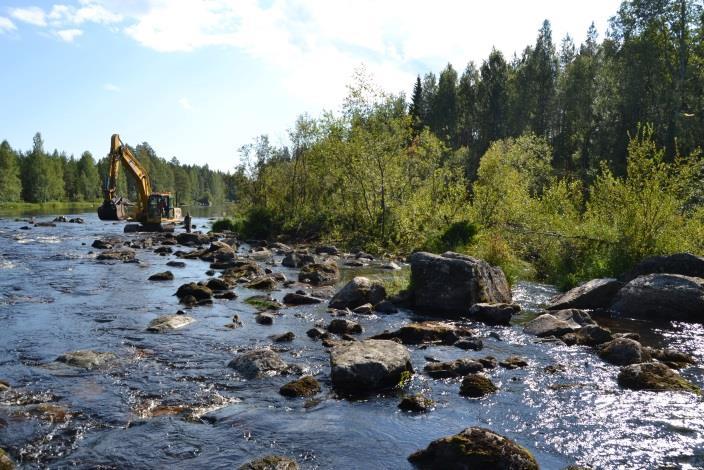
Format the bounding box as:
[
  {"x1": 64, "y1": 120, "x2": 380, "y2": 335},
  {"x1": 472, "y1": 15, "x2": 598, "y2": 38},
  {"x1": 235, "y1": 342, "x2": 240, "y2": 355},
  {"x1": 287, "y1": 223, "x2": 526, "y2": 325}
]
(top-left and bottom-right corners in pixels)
[{"x1": 145, "y1": 194, "x2": 176, "y2": 224}]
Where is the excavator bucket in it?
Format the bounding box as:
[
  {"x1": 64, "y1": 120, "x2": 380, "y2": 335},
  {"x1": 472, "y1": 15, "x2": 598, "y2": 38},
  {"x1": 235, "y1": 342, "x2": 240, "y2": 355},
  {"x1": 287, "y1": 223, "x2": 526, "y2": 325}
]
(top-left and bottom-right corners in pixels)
[{"x1": 97, "y1": 197, "x2": 130, "y2": 221}]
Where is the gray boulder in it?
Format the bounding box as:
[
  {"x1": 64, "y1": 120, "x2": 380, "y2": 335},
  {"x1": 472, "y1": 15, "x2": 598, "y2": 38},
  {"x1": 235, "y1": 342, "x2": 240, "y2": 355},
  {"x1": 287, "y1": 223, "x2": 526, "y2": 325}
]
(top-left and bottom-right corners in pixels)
[
  {"x1": 147, "y1": 315, "x2": 194, "y2": 332},
  {"x1": 523, "y1": 313, "x2": 578, "y2": 337},
  {"x1": 610, "y1": 274, "x2": 704, "y2": 322},
  {"x1": 330, "y1": 340, "x2": 412, "y2": 394},
  {"x1": 598, "y1": 338, "x2": 648, "y2": 365},
  {"x1": 328, "y1": 276, "x2": 386, "y2": 309},
  {"x1": 547, "y1": 278, "x2": 622, "y2": 310},
  {"x1": 574, "y1": 325, "x2": 612, "y2": 346},
  {"x1": 228, "y1": 349, "x2": 288, "y2": 379},
  {"x1": 298, "y1": 260, "x2": 340, "y2": 286},
  {"x1": 56, "y1": 350, "x2": 117, "y2": 369},
  {"x1": 468, "y1": 303, "x2": 520, "y2": 326},
  {"x1": 408, "y1": 252, "x2": 511, "y2": 315}
]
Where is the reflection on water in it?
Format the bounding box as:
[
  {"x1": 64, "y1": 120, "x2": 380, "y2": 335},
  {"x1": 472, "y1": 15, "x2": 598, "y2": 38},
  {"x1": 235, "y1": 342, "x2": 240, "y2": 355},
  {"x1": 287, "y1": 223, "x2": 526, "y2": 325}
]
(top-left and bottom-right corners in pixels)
[{"x1": 0, "y1": 212, "x2": 702, "y2": 469}]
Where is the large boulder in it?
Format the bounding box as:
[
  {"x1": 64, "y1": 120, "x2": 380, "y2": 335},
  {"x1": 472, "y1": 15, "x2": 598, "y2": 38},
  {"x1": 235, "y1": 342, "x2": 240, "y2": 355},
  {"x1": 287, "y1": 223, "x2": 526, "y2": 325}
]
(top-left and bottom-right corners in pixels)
[
  {"x1": 523, "y1": 313, "x2": 578, "y2": 337},
  {"x1": 574, "y1": 325, "x2": 613, "y2": 346},
  {"x1": 547, "y1": 278, "x2": 623, "y2": 310},
  {"x1": 468, "y1": 303, "x2": 520, "y2": 326},
  {"x1": 175, "y1": 283, "x2": 213, "y2": 301},
  {"x1": 610, "y1": 274, "x2": 704, "y2": 322},
  {"x1": 298, "y1": 260, "x2": 340, "y2": 286},
  {"x1": 598, "y1": 338, "x2": 648, "y2": 365},
  {"x1": 330, "y1": 340, "x2": 412, "y2": 394},
  {"x1": 328, "y1": 277, "x2": 386, "y2": 309},
  {"x1": 621, "y1": 252, "x2": 704, "y2": 282},
  {"x1": 408, "y1": 427, "x2": 539, "y2": 470},
  {"x1": 408, "y1": 252, "x2": 511, "y2": 315},
  {"x1": 617, "y1": 362, "x2": 700, "y2": 394},
  {"x1": 227, "y1": 349, "x2": 288, "y2": 379},
  {"x1": 200, "y1": 241, "x2": 236, "y2": 262}
]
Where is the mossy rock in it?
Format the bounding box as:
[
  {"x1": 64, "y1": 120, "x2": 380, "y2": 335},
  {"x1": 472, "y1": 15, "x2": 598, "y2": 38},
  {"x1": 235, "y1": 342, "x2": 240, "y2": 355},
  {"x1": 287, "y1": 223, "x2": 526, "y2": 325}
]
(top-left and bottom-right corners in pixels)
[
  {"x1": 245, "y1": 295, "x2": 282, "y2": 311},
  {"x1": 279, "y1": 376, "x2": 321, "y2": 397},
  {"x1": 459, "y1": 374, "x2": 498, "y2": 398},
  {"x1": 409, "y1": 426, "x2": 538, "y2": 469},
  {"x1": 398, "y1": 394, "x2": 434, "y2": 412},
  {"x1": 0, "y1": 448, "x2": 15, "y2": 470},
  {"x1": 617, "y1": 362, "x2": 701, "y2": 394},
  {"x1": 238, "y1": 455, "x2": 298, "y2": 470}
]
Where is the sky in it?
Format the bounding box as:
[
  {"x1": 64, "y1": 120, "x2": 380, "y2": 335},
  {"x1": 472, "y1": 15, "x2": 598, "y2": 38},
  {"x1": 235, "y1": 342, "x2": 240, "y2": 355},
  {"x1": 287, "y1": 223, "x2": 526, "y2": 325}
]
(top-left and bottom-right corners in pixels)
[{"x1": 0, "y1": 0, "x2": 622, "y2": 172}]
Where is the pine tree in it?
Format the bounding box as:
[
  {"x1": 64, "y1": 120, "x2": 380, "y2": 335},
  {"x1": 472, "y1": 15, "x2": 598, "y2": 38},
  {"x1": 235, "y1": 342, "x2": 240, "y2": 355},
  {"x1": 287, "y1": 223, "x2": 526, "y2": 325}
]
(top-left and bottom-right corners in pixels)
[
  {"x1": 0, "y1": 140, "x2": 22, "y2": 202},
  {"x1": 409, "y1": 75, "x2": 424, "y2": 134}
]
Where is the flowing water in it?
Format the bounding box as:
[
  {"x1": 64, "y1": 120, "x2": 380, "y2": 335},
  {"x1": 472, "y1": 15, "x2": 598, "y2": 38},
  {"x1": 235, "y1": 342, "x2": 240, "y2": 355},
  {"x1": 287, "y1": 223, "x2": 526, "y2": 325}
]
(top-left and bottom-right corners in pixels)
[{"x1": 0, "y1": 212, "x2": 703, "y2": 469}]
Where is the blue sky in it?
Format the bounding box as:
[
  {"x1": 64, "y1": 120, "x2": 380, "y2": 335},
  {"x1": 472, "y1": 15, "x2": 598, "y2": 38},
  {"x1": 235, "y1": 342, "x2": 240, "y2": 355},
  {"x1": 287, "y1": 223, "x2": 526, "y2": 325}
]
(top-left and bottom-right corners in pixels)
[{"x1": 1, "y1": 0, "x2": 621, "y2": 171}]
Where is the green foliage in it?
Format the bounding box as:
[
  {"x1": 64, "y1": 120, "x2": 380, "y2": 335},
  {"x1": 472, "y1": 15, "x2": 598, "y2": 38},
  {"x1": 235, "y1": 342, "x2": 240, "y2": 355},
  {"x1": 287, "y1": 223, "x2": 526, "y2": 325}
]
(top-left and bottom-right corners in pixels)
[
  {"x1": 0, "y1": 141, "x2": 22, "y2": 202},
  {"x1": 211, "y1": 217, "x2": 244, "y2": 233}
]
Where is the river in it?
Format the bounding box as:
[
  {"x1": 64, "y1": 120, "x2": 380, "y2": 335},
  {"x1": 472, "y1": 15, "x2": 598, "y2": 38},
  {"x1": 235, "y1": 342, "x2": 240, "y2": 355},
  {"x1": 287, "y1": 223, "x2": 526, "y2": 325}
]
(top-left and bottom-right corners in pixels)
[{"x1": 0, "y1": 211, "x2": 702, "y2": 469}]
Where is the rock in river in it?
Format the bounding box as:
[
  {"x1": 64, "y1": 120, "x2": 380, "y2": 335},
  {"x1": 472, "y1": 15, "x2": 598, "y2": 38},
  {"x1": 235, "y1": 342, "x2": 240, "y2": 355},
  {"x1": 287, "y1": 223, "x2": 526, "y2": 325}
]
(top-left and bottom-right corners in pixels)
[
  {"x1": 148, "y1": 271, "x2": 174, "y2": 281},
  {"x1": 327, "y1": 319, "x2": 363, "y2": 335},
  {"x1": 0, "y1": 448, "x2": 14, "y2": 470},
  {"x1": 228, "y1": 349, "x2": 289, "y2": 379},
  {"x1": 610, "y1": 274, "x2": 704, "y2": 323},
  {"x1": 398, "y1": 394, "x2": 434, "y2": 412},
  {"x1": 407, "y1": 251, "x2": 511, "y2": 315},
  {"x1": 330, "y1": 339, "x2": 413, "y2": 394},
  {"x1": 371, "y1": 321, "x2": 475, "y2": 345},
  {"x1": 468, "y1": 303, "x2": 520, "y2": 326},
  {"x1": 56, "y1": 350, "x2": 117, "y2": 369},
  {"x1": 175, "y1": 282, "x2": 213, "y2": 301},
  {"x1": 176, "y1": 232, "x2": 210, "y2": 246},
  {"x1": 424, "y1": 358, "x2": 484, "y2": 379},
  {"x1": 408, "y1": 427, "x2": 539, "y2": 470},
  {"x1": 298, "y1": 260, "x2": 340, "y2": 286},
  {"x1": 523, "y1": 313, "x2": 580, "y2": 337},
  {"x1": 547, "y1": 278, "x2": 622, "y2": 310},
  {"x1": 279, "y1": 376, "x2": 321, "y2": 397},
  {"x1": 459, "y1": 373, "x2": 498, "y2": 398},
  {"x1": 598, "y1": 338, "x2": 648, "y2": 366},
  {"x1": 96, "y1": 249, "x2": 136, "y2": 262},
  {"x1": 328, "y1": 276, "x2": 386, "y2": 309},
  {"x1": 621, "y1": 252, "x2": 704, "y2": 282},
  {"x1": 238, "y1": 455, "x2": 299, "y2": 470},
  {"x1": 282, "y1": 292, "x2": 322, "y2": 305},
  {"x1": 147, "y1": 314, "x2": 194, "y2": 332},
  {"x1": 617, "y1": 362, "x2": 701, "y2": 394}
]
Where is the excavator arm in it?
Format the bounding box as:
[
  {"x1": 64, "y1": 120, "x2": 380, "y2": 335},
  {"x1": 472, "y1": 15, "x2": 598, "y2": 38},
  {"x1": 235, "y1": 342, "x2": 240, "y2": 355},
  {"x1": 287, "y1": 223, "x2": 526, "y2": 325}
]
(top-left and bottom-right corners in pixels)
[{"x1": 108, "y1": 134, "x2": 152, "y2": 213}]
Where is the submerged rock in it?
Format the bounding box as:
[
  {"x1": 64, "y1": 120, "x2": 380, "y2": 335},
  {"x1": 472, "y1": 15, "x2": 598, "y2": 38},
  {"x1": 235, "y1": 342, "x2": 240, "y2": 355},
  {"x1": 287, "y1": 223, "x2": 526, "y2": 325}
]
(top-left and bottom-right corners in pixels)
[
  {"x1": 148, "y1": 271, "x2": 174, "y2": 281},
  {"x1": 166, "y1": 260, "x2": 186, "y2": 268},
  {"x1": 547, "y1": 278, "x2": 622, "y2": 310},
  {"x1": 56, "y1": 350, "x2": 117, "y2": 369},
  {"x1": 228, "y1": 349, "x2": 288, "y2": 379},
  {"x1": 96, "y1": 249, "x2": 136, "y2": 262},
  {"x1": 468, "y1": 303, "x2": 520, "y2": 326},
  {"x1": 425, "y1": 358, "x2": 484, "y2": 379},
  {"x1": 0, "y1": 448, "x2": 14, "y2": 470},
  {"x1": 328, "y1": 276, "x2": 386, "y2": 309},
  {"x1": 398, "y1": 394, "x2": 434, "y2": 412},
  {"x1": 618, "y1": 362, "x2": 701, "y2": 394},
  {"x1": 256, "y1": 313, "x2": 275, "y2": 325},
  {"x1": 408, "y1": 427, "x2": 539, "y2": 470},
  {"x1": 371, "y1": 321, "x2": 475, "y2": 345},
  {"x1": 238, "y1": 455, "x2": 299, "y2": 470},
  {"x1": 459, "y1": 373, "x2": 498, "y2": 397},
  {"x1": 407, "y1": 251, "x2": 511, "y2": 316},
  {"x1": 147, "y1": 314, "x2": 194, "y2": 332},
  {"x1": 598, "y1": 338, "x2": 648, "y2": 366},
  {"x1": 330, "y1": 339, "x2": 413, "y2": 394},
  {"x1": 279, "y1": 376, "x2": 321, "y2": 397},
  {"x1": 610, "y1": 274, "x2": 704, "y2": 323},
  {"x1": 499, "y1": 356, "x2": 528, "y2": 369}
]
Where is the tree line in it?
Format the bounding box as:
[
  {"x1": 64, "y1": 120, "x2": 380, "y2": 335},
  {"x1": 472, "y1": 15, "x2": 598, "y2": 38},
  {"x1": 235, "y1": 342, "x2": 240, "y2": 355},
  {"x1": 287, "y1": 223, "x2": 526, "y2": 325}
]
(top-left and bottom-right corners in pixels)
[
  {"x1": 0, "y1": 132, "x2": 232, "y2": 206},
  {"x1": 224, "y1": 0, "x2": 704, "y2": 288}
]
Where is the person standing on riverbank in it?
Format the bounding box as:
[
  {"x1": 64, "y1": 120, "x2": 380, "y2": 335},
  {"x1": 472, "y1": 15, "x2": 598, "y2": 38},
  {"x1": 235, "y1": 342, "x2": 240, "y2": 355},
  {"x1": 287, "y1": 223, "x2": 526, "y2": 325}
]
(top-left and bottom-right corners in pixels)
[{"x1": 184, "y1": 212, "x2": 192, "y2": 233}]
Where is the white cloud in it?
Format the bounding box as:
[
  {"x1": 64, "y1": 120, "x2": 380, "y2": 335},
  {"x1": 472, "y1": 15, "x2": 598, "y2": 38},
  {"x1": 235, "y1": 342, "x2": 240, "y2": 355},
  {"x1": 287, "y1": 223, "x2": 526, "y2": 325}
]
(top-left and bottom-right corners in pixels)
[
  {"x1": 10, "y1": 6, "x2": 47, "y2": 27},
  {"x1": 103, "y1": 83, "x2": 120, "y2": 92},
  {"x1": 49, "y1": 1, "x2": 122, "y2": 25},
  {"x1": 0, "y1": 16, "x2": 16, "y2": 33},
  {"x1": 178, "y1": 97, "x2": 192, "y2": 110},
  {"x1": 55, "y1": 28, "x2": 83, "y2": 42}
]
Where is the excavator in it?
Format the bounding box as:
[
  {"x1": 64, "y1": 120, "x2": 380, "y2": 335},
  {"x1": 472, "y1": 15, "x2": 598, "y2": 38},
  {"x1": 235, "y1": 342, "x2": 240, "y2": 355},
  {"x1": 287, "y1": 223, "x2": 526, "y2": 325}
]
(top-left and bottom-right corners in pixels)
[{"x1": 97, "y1": 134, "x2": 181, "y2": 231}]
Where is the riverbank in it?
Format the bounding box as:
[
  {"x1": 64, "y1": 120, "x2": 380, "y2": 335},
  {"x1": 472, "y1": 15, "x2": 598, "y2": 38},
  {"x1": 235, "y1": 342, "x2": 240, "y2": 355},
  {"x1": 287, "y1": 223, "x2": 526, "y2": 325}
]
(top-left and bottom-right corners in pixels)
[{"x1": 0, "y1": 201, "x2": 100, "y2": 217}]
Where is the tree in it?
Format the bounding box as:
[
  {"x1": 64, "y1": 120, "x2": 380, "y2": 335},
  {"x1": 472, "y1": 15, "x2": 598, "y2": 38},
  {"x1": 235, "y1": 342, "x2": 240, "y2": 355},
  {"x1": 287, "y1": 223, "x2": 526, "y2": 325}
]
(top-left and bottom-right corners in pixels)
[
  {"x1": 77, "y1": 151, "x2": 100, "y2": 200},
  {"x1": 0, "y1": 140, "x2": 22, "y2": 202},
  {"x1": 433, "y1": 63, "x2": 459, "y2": 145},
  {"x1": 457, "y1": 62, "x2": 479, "y2": 149},
  {"x1": 409, "y1": 75, "x2": 424, "y2": 134}
]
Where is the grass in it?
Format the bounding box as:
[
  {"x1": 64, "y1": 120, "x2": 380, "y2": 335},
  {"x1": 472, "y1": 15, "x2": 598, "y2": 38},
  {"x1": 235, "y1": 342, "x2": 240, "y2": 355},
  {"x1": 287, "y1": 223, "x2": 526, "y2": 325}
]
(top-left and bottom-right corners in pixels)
[{"x1": 372, "y1": 269, "x2": 411, "y2": 297}]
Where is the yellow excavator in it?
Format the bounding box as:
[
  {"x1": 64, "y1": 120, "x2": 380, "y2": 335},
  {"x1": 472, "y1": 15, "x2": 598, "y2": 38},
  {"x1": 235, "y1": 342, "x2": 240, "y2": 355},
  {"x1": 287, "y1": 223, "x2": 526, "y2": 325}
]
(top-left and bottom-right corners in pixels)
[{"x1": 97, "y1": 134, "x2": 181, "y2": 230}]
